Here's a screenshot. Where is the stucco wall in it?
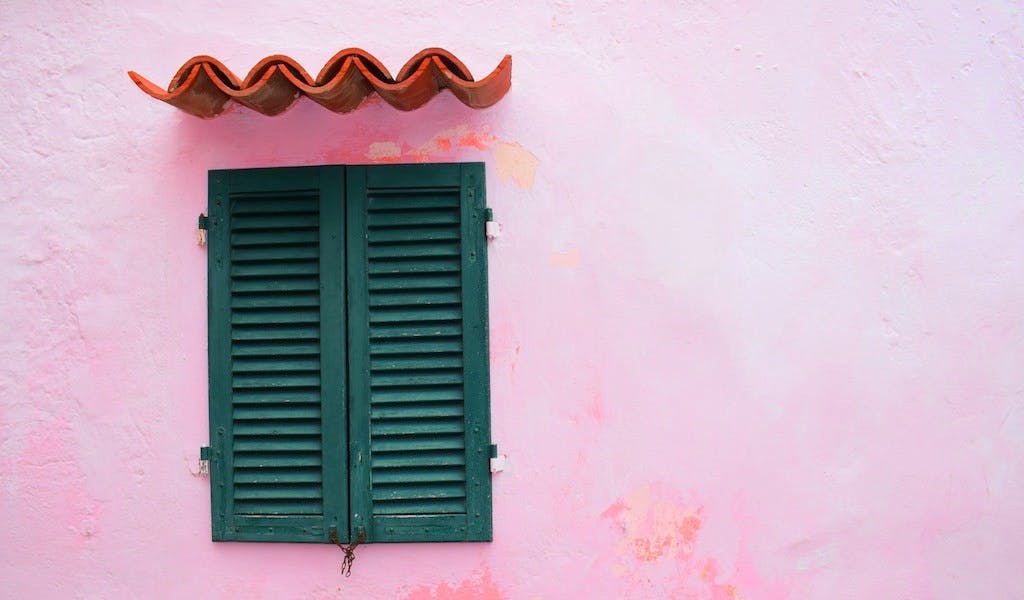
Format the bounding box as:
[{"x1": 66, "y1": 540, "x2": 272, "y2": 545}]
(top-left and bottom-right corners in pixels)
[{"x1": 2, "y1": 2, "x2": 1024, "y2": 598}]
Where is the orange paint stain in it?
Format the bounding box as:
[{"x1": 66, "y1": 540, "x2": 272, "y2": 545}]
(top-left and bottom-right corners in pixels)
[
  {"x1": 602, "y1": 483, "x2": 746, "y2": 598},
  {"x1": 366, "y1": 141, "x2": 403, "y2": 162},
  {"x1": 494, "y1": 142, "x2": 540, "y2": 190},
  {"x1": 632, "y1": 536, "x2": 671, "y2": 561},
  {"x1": 412, "y1": 125, "x2": 496, "y2": 160},
  {"x1": 363, "y1": 126, "x2": 538, "y2": 191},
  {"x1": 608, "y1": 483, "x2": 703, "y2": 563},
  {"x1": 458, "y1": 128, "x2": 498, "y2": 150}
]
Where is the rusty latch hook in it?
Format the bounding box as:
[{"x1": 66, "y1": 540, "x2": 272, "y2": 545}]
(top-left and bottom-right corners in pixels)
[{"x1": 329, "y1": 527, "x2": 366, "y2": 577}]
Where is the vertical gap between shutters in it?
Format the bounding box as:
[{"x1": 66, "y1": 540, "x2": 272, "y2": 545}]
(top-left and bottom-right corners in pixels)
[{"x1": 342, "y1": 166, "x2": 355, "y2": 541}]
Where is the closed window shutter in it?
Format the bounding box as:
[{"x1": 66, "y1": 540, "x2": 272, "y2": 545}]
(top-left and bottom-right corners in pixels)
[
  {"x1": 208, "y1": 167, "x2": 347, "y2": 542},
  {"x1": 345, "y1": 163, "x2": 492, "y2": 542}
]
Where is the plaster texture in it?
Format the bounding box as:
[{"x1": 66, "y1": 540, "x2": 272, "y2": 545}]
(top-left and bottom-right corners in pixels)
[{"x1": 2, "y1": 2, "x2": 1024, "y2": 598}]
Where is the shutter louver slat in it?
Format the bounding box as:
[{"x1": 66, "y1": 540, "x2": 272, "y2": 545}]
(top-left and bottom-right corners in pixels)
[
  {"x1": 368, "y1": 273, "x2": 462, "y2": 290},
  {"x1": 372, "y1": 482, "x2": 467, "y2": 501},
  {"x1": 371, "y1": 498, "x2": 466, "y2": 515},
  {"x1": 370, "y1": 401, "x2": 465, "y2": 419},
  {"x1": 369, "y1": 338, "x2": 463, "y2": 355},
  {"x1": 233, "y1": 453, "x2": 322, "y2": 468},
  {"x1": 232, "y1": 355, "x2": 320, "y2": 370},
  {"x1": 231, "y1": 277, "x2": 320, "y2": 292},
  {"x1": 231, "y1": 229, "x2": 320, "y2": 246},
  {"x1": 231, "y1": 389, "x2": 321, "y2": 403},
  {"x1": 231, "y1": 213, "x2": 319, "y2": 229},
  {"x1": 234, "y1": 467, "x2": 323, "y2": 484},
  {"x1": 370, "y1": 450, "x2": 466, "y2": 468},
  {"x1": 231, "y1": 325, "x2": 320, "y2": 341},
  {"x1": 372, "y1": 466, "x2": 466, "y2": 483},
  {"x1": 229, "y1": 194, "x2": 317, "y2": 213},
  {"x1": 368, "y1": 257, "x2": 462, "y2": 274},
  {"x1": 369, "y1": 290, "x2": 463, "y2": 306},
  {"x1": 233, "y1": 405, "x2": 322, "y2": 420},
  {"x1": 234, "y1": 420, "x2": 322, "y2": 436},
  {"x1": 367, "y1": 242, "x2": 461, "y2": 259},
  {"x1": 233, "y1": 499, "x2": 324, "y2": 515},
  {"x1": 231, "y1": 292, "x2": 320, "y2": 308},
  {"x1": 371, "y1": 353, "x2": 463, "y2": 370},
  {"x1": 231, "y1": 246, "x2": 320, "y2": 263},
  {"x1": 370, "y1": 386, "x2": 464, "y2": 403},
  {"x1": 232, "y1": 260, "x2": 320, "y2": 277}
]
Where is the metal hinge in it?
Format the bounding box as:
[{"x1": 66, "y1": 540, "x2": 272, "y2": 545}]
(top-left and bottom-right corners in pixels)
[
  {"x1": 489, "y1": 443, "x2": 506, "y2": 473},
  {"x1": 199, "y1": 446, "x2": 210, "y2": 475},
  {"x1": 197, "y1": 213, "x2": 209, "y2": 246},
  {"x1": 484, "y1": 208, "x2": 501, "y2": 239}
]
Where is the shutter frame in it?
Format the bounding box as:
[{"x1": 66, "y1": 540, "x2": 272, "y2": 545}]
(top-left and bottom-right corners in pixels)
[
  {"x1": 207, "y1": 166, "x2": 348, "y2": 543},
  {"x1": 207, "y1": 163, "x2": 491, "y2": 544},
  {"x1": 346, "y1": 163, "x2": 492, "y2": 543},
  {"x1": 459, "y1": 163, "x2": 493, "y2": 542},
  {"x1": 209, "y1": 171, "x2": 231, "y2": 541}
]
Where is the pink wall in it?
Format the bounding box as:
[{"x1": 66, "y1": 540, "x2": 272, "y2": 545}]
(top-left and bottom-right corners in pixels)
[{"x1": 2, "y1": 2, "x2": 1024, "y2": 598}]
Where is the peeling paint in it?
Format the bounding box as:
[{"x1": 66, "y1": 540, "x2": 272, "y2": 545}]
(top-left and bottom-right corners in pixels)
[
  {"x1": 494, "y1": 142, "x2": 540, "y2": 190},
  {"x1": 362, "y1": 126, "x2": 538, "y2": 190},
  {"x1": 366, "y1": 141, "x2": 403, "y2": 163},
  {"x1": 456, "y1": 128, "x2": 498, "y2": 151},
  {"x1": 411, "y1": 125, "x2": 499, "y2": 160}
]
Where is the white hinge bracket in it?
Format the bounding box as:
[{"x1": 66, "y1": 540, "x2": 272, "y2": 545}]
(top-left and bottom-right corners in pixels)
[
  {"x1": 485, "y1": 208, "x2": 501, "y2": 240},
  {"x1": 199, "y1": 445, "x2": 210, "y2": 475},
  {"x1": 197, "y1": 213, "x2": 209, "y2": 247},
  {"x1": 489, "y1": 443, "x2": 506, "y2": 473}
]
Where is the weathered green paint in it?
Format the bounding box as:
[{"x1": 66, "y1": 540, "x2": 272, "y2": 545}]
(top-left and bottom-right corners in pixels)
[
  {"x1": 459, "y1": 163, "x2": 493, "y2": 542},
  {"x1": 208, "y1": 171, "x2": 231, "y2": 541},
  {"x1": 319, "y1": 166, "x2": 349, "y2": 543},
  {"x1": 208, "y1": 163, "x2": 491, "y2": 544},
  {"x1": 208, "y1": 166, "x2": 341, "y2": 543},
  {"x1": 345, "y1": 165, "x2": 372, "y2": 541},
  {"x1": 347, "y1": 163, "x2": 492, "y2": 543}
]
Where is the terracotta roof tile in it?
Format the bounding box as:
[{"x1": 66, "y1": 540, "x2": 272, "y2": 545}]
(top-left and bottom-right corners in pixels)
[{"x1": 129, "y1": 48, "x2": 511, "y2": 118}]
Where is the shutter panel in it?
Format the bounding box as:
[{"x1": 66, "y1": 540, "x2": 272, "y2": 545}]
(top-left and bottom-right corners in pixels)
[
  {"x1": 346, "y1": 163, "x2": 492, "y2": 542},
  {"x1": 208, "y1": 167, "x2": 348, "y2": 542}
]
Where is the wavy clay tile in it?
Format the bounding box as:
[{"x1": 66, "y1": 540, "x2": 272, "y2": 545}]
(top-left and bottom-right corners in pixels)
[{"x1": 128, "y1": 48, "x2": 512, "y2": 118}]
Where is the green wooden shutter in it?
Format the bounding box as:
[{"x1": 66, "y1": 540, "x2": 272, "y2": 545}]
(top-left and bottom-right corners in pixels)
[
  {"x1": 345, "y1": 163, "x2": 492, "y2": 542},
  {"x1": 208, "y1": 166, "x2": 348, "y2": 542}
]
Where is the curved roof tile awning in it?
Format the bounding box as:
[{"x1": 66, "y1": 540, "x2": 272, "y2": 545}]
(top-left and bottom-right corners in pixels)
[{"x1": 128, "y1": 48, "x2": 512, "y2": 118}]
